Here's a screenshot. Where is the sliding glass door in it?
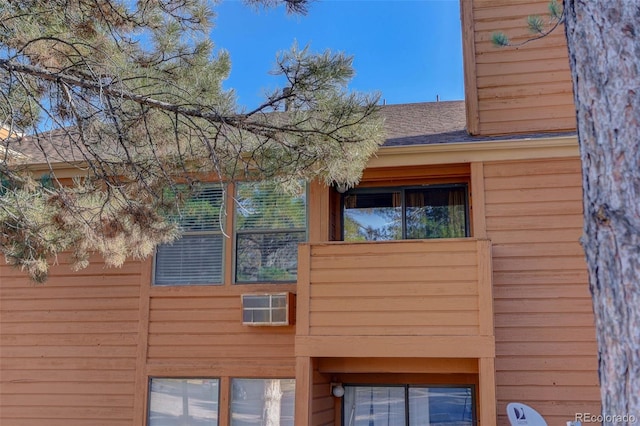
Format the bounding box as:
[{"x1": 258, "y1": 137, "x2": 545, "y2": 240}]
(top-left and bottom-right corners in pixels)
[{"x1": 343, "y1": 385, "x2": 474, "y2": 426}]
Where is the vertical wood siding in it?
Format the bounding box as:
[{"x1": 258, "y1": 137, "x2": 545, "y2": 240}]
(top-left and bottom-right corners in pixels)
[
  {"x1": 0, "y1": 261, "x2": 143, "y2": 426},
  {"x1": 469, "y1": 0, "x2": 576, "y2": 135},
  {"x1": 484, "y1": 158, "x2": 600, "y2": 425}
]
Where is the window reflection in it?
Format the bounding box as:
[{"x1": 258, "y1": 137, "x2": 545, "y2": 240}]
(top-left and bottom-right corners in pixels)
[
  {"x1": 343, "y1": 185, "x2": 469, "y2": 242},
  {"x1": 230, "y1": 378, "x2": 295, "y2": 426},
  {"x1": 148, "y1": 378, "x2": 219, "y2": 426},
  {"x1": 343, "y1": 385, "x2": 474, "y2": 426}
]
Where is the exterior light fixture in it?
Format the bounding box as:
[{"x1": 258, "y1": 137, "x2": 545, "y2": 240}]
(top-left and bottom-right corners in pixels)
[
  {"x1": 331, "y1": 382, "x2": 345, "y2": 398},
  {"x1": 335, "y1": 183, "x2": 349, "y2": 194}
]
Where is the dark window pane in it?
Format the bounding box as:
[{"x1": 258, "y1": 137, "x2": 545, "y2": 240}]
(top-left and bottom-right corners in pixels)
[
  {"x1": 155, "y1": 235, "x2": 223, "y2": 285},
  {"x1": 242, "y1": 308, "x2": 270, "y2": 324},
  {"x1": 344, "y1": 386, "x2": 474, "y2": 426},
  {"x1": 343, "y1": 386, "x2": 406, "y2": 426},
  {"x1": 405, "y1": 187, "x2": 468, "y2": 239},
  {"x1": 236, "y1": 232, "x2": 305, "y2": 282},
  {"x1": 409, "y1": 387, "x2": 474, "y2": 425},
  {"x1": 148, "y1": 378, "x2": 219, "y2": 426},
  {"x1": 343, "y1": 191, "x2": 402, "y2": 241}
]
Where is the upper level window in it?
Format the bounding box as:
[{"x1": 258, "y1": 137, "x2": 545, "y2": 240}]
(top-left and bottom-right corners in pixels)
[
  {"x1": 235, "y1": 182, "x2": 306, "y2": 283},
  {"x1": 155, "y1": 186, "x2": 225, "y2": 285},
  {"x1": 154, "y1": 182, "x2": 307, "y2": 285},
  {"x1": 343, "y1": 184, "x2": 469, "y2": 241}
]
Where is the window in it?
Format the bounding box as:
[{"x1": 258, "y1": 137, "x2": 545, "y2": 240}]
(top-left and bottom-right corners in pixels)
[
  {"x1": 342, "y1": 184, "x2": 469, "y2": 241},
  {"x1": 230, "y1": 378, "x2": 295, "y2": 425},
  {"x1": 148, "y1": 378, "x2": 219, "y2": 425},
  {"x1": 154, "y1": 186, "x2": 225, "y2": 285},
  {"x1": 153, "y1": 181, "x2": 307, "y2": 285},
  {"x1": 343, "y1": 385, "x2": 474, "y2": 426},
  {"x1": 235, "y1": 182, "x2": 306, "y2": 283}
]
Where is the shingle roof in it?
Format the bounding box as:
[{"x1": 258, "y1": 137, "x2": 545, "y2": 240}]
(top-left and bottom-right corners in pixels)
[
  {"x1": 3, "y1": 127, "x2": 86, "y2": 165},
  {"x1": 2, "y1": 100, "x2": 576, "y2": 165},
  {"x1": 381, "y1": 100, "x2": 468, "y2": 146}
]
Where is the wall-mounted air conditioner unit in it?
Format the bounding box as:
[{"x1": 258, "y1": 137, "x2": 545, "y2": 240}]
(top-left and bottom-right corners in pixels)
[{"x1": 241, "y1": 293, "x2": 295, "y2": 326}]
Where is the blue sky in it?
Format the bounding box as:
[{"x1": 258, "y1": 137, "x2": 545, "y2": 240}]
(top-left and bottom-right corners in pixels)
[{"x1": 211, "y1": 0, "x2": 464, "y2": 110}]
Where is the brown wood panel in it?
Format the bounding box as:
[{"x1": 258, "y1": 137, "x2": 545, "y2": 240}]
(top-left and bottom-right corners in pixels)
[
  {"x1": 479, "y1": 117, "x2": 577, "y2": 136},
  {"x1": 484, "y1": 158, "x2": 581, "y2": 177},
  {"x1": 484, "y1": 158, "x2": 599, "y2": 423},
  {"x1": 487, "y1": 228, "x2": 582, "y2": 244},
  {"x1": 309, "y1": 311, "x2": 479, "y2": 328},
  {"x1": 311, "y1": 239, "x2": 477, "y2": 256},
  {"x1": 311, "y1": 251, "x2": 477, "y2": 269},
  {"x1": 486, "y1": 200, "x2": 583, "y2": 217},
  {"x1": 295, "y1": 335, "x2": 495, "y2": 358},
  {"x1": 494, "y1": 281, "x2": 590, "y2": 298},
  {"x1": 360, "y1": 163, "x2": 470, "y2": 182},
  {"x1": 478, "y1": 81, "x2": 572, "y2": 101},
  {"x1": 311, "y1": 364, "x2": 334, "y2": 426},
  {"x1": 485, "y1": 187, "x2": 582, "y2": 204},
  {"x1": 485, "y1": 173, "x2": 582, "y2": 191},
  {"x1": 308, "y1": 325, "x2": 479, "y2": 337},
  {"x1": 310, "y1": 295, "x2": 478, "y2": 312},
  {"x1": 0, "y1": 262, "x2": 142, "y2": 426},
  {"x1": 477, "y1": 69, "x2": 572, "y2": 89},
  {"x1": 310, "y1": 281, "x2": 478, "y2": 298},
  {"x1": 303, "y1": 239, "x2": 489, "y2": 343},
  {"x1": 145, "y1": 358, "x2": 296, "y2": 378},
  {"x1": 147, "y1": 290, "x2": 297, "y2": 369},
  {"x1": 492, "y1": 242, "x2": 585, "y2": 257},
  {"x1": 495, "y1": 326, "x2": 596, "y2": 342},
  {"x1": 317, "y1": 357, "x2": 479, "y2": 374},
  {"x1": 479, "y1": 103, "x2": 574, "y2": 124},
  {"x1": 492, "y1": 255, "x2": 587, "y2": 272},
  {"x1": 468, "y1": 0, "x2": 575, "y2": 136}
]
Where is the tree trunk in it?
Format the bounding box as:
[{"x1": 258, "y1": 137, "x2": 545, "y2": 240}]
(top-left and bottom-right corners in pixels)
[
  {"x1": 263, "y1": 379, "x2": 282, "y2": 426},
  {"x1": 564, "y1": 1, "x2": 640, "y2": 423}
]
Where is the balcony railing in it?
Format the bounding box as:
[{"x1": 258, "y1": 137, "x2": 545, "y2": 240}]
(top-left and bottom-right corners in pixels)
[{"x1": 295, "y1": 238, "x2": 494, "y2": 359}]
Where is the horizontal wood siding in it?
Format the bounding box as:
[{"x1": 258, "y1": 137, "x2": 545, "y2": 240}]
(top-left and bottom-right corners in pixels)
[
  {"x1": 147, "y1": 288, "x2": 296, "y2": 377},
  {"x1": 311, "y1": 366, "x2": 334, "y2": 426},
  {"x1": 0, "y1": 261, "x2": 143, "y2": 426},
  {"x1": 484, "y1": 158, "x2": 600, "y2": 425},
  {"x1": 470, "y1": 0, "x2": 576, "y2": 135},
  {"x1": 306, "y1": 240, "x2": 482, "y2": 337}
]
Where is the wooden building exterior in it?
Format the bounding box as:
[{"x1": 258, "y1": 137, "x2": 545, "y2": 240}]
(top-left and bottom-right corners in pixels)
[{"x1": 1, "y1": 1, "x2": 602, "y2": 425}]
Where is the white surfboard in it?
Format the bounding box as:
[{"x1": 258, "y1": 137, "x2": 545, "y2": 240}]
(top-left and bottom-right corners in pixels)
[{"x1": 506, "y1": 402, "x2": 548, "y2": 426}]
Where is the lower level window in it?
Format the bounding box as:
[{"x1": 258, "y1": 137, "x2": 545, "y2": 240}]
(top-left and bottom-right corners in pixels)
[
  {"x1": 230, "y1": 378, "x2": 295, "y2": 425},
  {"x1": 148, "y1": 378, "x2": 219, "y2": 425},
  {"x1": 343, "y1": 385, "x2": 474, "y2": 426}
]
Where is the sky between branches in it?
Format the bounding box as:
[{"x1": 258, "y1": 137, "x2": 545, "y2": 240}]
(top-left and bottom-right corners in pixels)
[{"x1": 212, "y1": 0, "x2": 464, "y2": 110}]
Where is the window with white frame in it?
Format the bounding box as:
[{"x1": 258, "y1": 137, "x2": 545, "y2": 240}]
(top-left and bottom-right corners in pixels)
[
  {"x1": 148, "y1": 378, "x2": 219, "y2": 425},
  {"x1": 235, "y1": 182, "x2": 306, "y2": 283},
  {"x1": 154, "y1": 186, "x2": 225, "y2": 285},
  {"x1": 230, "y1": 378, "x2": 295, "y2": 426}
]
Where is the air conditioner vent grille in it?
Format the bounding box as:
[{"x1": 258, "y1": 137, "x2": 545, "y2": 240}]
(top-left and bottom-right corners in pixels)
[{"x1": 241, "y1": 293, "x2": 294, "y2": 326}]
